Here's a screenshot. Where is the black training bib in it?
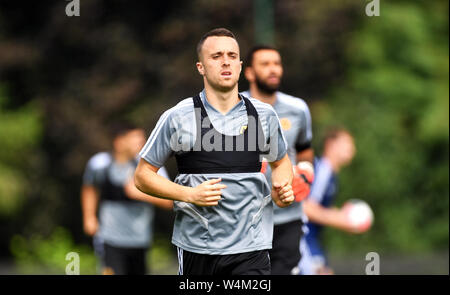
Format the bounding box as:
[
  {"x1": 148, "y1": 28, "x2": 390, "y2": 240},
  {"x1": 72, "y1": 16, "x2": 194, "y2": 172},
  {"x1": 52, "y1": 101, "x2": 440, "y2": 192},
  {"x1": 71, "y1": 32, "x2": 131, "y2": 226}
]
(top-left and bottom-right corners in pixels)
[{"x1": 175, "y1": 94, "x2": 268, "y2": 174}]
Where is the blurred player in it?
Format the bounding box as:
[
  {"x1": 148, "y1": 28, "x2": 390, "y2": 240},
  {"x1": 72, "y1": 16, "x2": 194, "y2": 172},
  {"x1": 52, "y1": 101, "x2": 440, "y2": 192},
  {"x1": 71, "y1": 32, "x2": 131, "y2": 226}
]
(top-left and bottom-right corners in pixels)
[
  {"x1": 297, "y1": 128, "x2": 362, "y2": 275},
  {"x1": 81, "y1": 122, "x2": 172, "y2": 275},
  {"x1": 242, "y1": 45, "x2": 314, "y2": 274},
  {"x1": 134, "y1": 28, "x2": 295, "y2": 275}
]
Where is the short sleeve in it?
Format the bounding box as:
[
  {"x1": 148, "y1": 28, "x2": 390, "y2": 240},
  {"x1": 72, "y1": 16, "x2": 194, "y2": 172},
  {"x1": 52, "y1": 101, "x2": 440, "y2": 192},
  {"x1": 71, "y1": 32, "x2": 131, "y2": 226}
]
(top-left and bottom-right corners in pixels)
[
  {"x1": 82, "y1": 152, "x2": 110, "y2": 187},
  {"x1": 139, "y1": 109, "x2": 179, "y2": 168},
  {"x1": 82, "y1": 162, "x2": 96, "y2": 186},
  {"x1": 295, "y1": 104, "x2": 313, "y2": 152},
  {"x1": 309, "y1": 159, "x2": 333, "y2": 203},
  {"x1": 265, "y1": 108, "x2": 288, "y2": 162}
]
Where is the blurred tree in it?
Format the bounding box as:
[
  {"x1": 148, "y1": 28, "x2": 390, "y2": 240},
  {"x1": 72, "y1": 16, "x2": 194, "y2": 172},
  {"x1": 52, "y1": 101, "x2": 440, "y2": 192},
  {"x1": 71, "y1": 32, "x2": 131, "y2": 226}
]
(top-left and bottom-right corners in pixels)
[
  {"x1": 0, "y1": 86, "x2": 43, "y2": 260},
  {"x1": 10, "y1": 227, "x2": 97, "y2": 274},
  {"x1": 0, "y1": 86, "x2": 42, "y2": 217},
  {"x1": 314, "y1": 0, "x2": 449, "y2": 255}
]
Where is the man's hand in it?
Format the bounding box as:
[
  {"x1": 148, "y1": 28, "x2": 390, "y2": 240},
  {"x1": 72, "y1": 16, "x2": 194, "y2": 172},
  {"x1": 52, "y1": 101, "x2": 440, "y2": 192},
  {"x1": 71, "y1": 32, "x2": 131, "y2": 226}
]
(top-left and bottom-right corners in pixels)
[
  {"x1": 272, "y1": 180, "x2": 294, "y2": 208},
  {"x1": 292, "y1": 162, "x2": 314, "y2": 202},
  {"x1": 83, "y1": 216, "x2": 98, "y2": 236},
  {"x1": 304, "y1": 200, "x2": 367, "y2": 234},
  {"x1": 187, "y1": 178, "x2": 227, "y2": 207}
]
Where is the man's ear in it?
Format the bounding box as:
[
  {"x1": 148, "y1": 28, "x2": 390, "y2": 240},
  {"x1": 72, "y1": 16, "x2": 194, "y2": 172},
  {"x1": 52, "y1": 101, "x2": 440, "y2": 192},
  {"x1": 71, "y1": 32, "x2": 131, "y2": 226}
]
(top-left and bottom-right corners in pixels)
[
  {"x1": 196, "y1": 61, "x2": 205, "y2": 76},
  {"x1": 244, "y1": 67, "x2": 255, "y2": 82}
]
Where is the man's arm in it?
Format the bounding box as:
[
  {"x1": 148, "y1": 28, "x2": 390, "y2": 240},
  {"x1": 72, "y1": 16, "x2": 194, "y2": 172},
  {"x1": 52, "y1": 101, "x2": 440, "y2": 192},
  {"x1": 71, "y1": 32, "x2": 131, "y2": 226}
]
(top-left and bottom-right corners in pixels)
[
  {"x1": 269, "y1": 154, "x2": 294, "y2": 208},
  {"x1": 124, "y1": 179, "x2": 173, "y2": 210},
  {"x1": 134, "y1": 159, "x2": 226, "y2": 207},
  {"x1": 81, "y1": 185, "x2": 99, "y2": 236},
  {"x1": 294, "y1": 99, "x2": 314, "y2": 164},
  {"x1": 303, "y1": 199, "x2": 362, "y2": 233},
  {"x1": 292, "y1": 99, "x2": 315, "y2": 201},
  {"x1": 135, "y1": 103, "x2": 223, "y2": 206}
]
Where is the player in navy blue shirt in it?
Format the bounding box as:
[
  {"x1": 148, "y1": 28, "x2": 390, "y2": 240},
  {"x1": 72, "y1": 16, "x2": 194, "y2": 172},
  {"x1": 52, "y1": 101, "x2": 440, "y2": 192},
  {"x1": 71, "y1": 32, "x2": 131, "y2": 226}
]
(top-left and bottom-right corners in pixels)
[{"x1": 297, "y1": 128, "x2": 364, "y2": 275}]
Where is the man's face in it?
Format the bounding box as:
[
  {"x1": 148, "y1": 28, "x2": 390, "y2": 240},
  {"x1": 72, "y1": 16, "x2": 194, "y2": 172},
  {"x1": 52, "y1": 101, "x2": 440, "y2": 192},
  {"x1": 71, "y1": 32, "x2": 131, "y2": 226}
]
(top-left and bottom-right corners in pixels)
[
  {"x1": 196, "y1": 36, "x2": 242, "y2": 92},
  {"x1": 331, "y1": 133, "x2": 356, "y2": 167},
  {"x1": 125, "y1": 129, "x2": 146, "y2": 156},
  {"x1": 115, "y1": 129, "x2": 146, "y2": 157},
  {"x1": 246, "y1": 49, "x2": 283, "y2": 94}
]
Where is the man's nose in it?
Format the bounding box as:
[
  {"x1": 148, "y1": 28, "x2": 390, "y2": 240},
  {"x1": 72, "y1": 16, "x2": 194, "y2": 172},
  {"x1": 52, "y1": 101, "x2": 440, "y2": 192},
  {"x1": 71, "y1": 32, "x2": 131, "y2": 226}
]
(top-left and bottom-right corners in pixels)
[
  {"x1": 222, "y1": 56, "x2": 231, "y2": 66},
  {"x1": 269, "y1": 65, "x2": 279, "y2": 74}
]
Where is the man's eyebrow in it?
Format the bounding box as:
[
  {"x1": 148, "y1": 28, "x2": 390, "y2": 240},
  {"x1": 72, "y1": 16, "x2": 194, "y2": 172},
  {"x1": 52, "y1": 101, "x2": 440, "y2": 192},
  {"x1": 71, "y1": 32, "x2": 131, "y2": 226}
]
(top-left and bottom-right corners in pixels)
[{"x1": 209, "y1": 51, "x2": 238, "y2": 56}]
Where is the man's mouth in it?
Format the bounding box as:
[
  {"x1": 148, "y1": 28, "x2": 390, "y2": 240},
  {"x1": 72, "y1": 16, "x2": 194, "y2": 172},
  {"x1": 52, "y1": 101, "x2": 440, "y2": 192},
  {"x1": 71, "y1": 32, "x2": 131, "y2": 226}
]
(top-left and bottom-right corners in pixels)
[
  {"x1": 221, "y1": 71, "x2": 232, "y2": 76},
  {"x1": 267, "y1": 76, "x2": 279, "y2": 83}
]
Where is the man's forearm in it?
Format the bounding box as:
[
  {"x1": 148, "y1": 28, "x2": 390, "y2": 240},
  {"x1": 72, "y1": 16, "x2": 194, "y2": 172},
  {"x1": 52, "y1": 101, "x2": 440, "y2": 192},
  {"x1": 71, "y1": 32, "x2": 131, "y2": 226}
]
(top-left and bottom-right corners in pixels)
[
  {"x1": 124, "y1": 180, "x2": 173, "y2": 209},
  {"x1": 81, "y1": 186, "x2": 98, "y2": 219},
  {"x1": 270, "y1": 155, "x2": 294, "y2": 186},
  {"x1": 134, "y1": 162, "x2": 192, "y2": 203},
  {"x1": 303, "y1": 200, "x2": 349, "y2": 230},
  {"x1": 269, "y1": 154, "x2": 294, "y2": 208}
]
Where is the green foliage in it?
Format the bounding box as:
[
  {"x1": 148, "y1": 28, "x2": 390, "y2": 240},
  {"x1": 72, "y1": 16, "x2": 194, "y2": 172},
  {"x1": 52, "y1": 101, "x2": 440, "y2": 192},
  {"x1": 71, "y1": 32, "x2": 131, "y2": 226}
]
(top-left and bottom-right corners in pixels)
[
  {"x1": 148, "y1": 236, "x2": 178, "y2": 274},
  {"x1": 315, "y1": 1, "x2": 449, "y2": 255},
  {"x1": 10, "y1": 227, "x2": 97, "y2": 274},
  {"x1": 0, "y1": 87, "x2": 42, "y2": 217},
  {"x1": 9, "y1": 227, "x2": 178, "y2": 275}
]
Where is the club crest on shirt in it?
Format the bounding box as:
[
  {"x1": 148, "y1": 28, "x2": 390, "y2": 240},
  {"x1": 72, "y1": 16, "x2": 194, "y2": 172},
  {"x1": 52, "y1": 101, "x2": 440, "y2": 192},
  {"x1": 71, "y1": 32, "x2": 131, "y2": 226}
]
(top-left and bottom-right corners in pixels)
[{"x1": 280, "y1": 118, "x2": 292, "y2": 130}]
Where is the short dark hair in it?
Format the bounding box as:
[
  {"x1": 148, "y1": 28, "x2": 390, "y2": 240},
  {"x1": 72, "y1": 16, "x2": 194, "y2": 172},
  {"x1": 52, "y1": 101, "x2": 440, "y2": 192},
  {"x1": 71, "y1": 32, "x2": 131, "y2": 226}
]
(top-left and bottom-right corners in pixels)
[
  {"x1": 197, "y1": 28, "x2": 237, "y2": 59},
  {"x1": 324, "y1": 127, "x2": 352, "y2": 143},
  {"x1": 109, "y1": 121, "x2": 140, "y2": 139},
  {"x1": 245, "y1": 45, "x2": 279, "y2": 68}
]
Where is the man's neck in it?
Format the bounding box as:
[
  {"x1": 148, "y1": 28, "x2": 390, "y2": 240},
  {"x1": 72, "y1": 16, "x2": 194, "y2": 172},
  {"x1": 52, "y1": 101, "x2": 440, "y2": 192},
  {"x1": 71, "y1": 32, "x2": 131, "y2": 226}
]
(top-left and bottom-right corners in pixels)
[
  {"x1": 249, "y1": 84, "x2": 277, "y2": 105},
  {"x1": 204, "y1": 83, "x2": 240, "y2": 115},
  {"x1": 323, "y1": 153, "x2": 340, "y2": 173}
]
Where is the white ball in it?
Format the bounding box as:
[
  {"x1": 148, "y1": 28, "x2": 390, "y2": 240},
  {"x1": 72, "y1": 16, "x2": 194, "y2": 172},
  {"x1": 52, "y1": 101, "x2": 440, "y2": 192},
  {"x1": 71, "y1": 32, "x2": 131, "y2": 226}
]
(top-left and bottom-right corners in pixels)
[
  {"x1": 296, "y1": 161, "x2": 314, "y2": 174},
  {"x1": 344, "y1": 199, "x2": 374, "y2": 231}
]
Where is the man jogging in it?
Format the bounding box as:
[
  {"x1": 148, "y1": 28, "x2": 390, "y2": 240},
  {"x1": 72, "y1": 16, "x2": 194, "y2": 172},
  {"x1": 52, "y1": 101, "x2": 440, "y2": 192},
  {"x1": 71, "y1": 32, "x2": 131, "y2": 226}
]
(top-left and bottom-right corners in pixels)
[
  {"x1": 242, "y1": 45, "x2": 314, "y2": 274},
  {"x1": 81, "y1": 122, "x2": 172, "y2": 275},
  {"x1": 134, "y1": 28, "x2": 294, "y2": 275}
]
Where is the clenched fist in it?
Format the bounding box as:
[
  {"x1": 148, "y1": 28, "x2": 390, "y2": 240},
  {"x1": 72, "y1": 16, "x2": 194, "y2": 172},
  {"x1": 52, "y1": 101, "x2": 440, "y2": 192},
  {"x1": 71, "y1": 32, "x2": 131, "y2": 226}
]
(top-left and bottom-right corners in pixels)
[
  {"x1": 187, "y1": 178, "x2": 227, "y2": 206},
  {"x1": 272, "y1": 180, "x2": 295, "y2": 208}
]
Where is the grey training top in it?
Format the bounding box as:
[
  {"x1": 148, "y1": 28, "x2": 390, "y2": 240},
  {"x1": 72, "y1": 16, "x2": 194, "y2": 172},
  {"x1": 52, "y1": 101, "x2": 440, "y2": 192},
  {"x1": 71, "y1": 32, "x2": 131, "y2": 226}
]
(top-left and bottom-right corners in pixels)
[
  {"x1": 241, "y1": 91, "x2": 313, "y2": 225},
  {"x1": 83, "y1": 152, "x2": 169, "y2": 248},
  {"x1": 139, "y1": 90, "x2": 288, "y2": 255}
]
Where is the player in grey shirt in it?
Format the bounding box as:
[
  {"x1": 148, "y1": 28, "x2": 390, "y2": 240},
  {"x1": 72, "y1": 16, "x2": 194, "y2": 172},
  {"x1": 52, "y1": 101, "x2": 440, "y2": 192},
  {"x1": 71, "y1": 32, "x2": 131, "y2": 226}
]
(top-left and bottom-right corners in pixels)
[
  {"x1": 243, "y1": 45, "x2": 315, "y2": 274},
  {"x1": 81, "y1": 122, "x2": 172, "y2": 275},
  {"x1": 135, "y1": 28, "x2": 295, "y2": 275}
]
